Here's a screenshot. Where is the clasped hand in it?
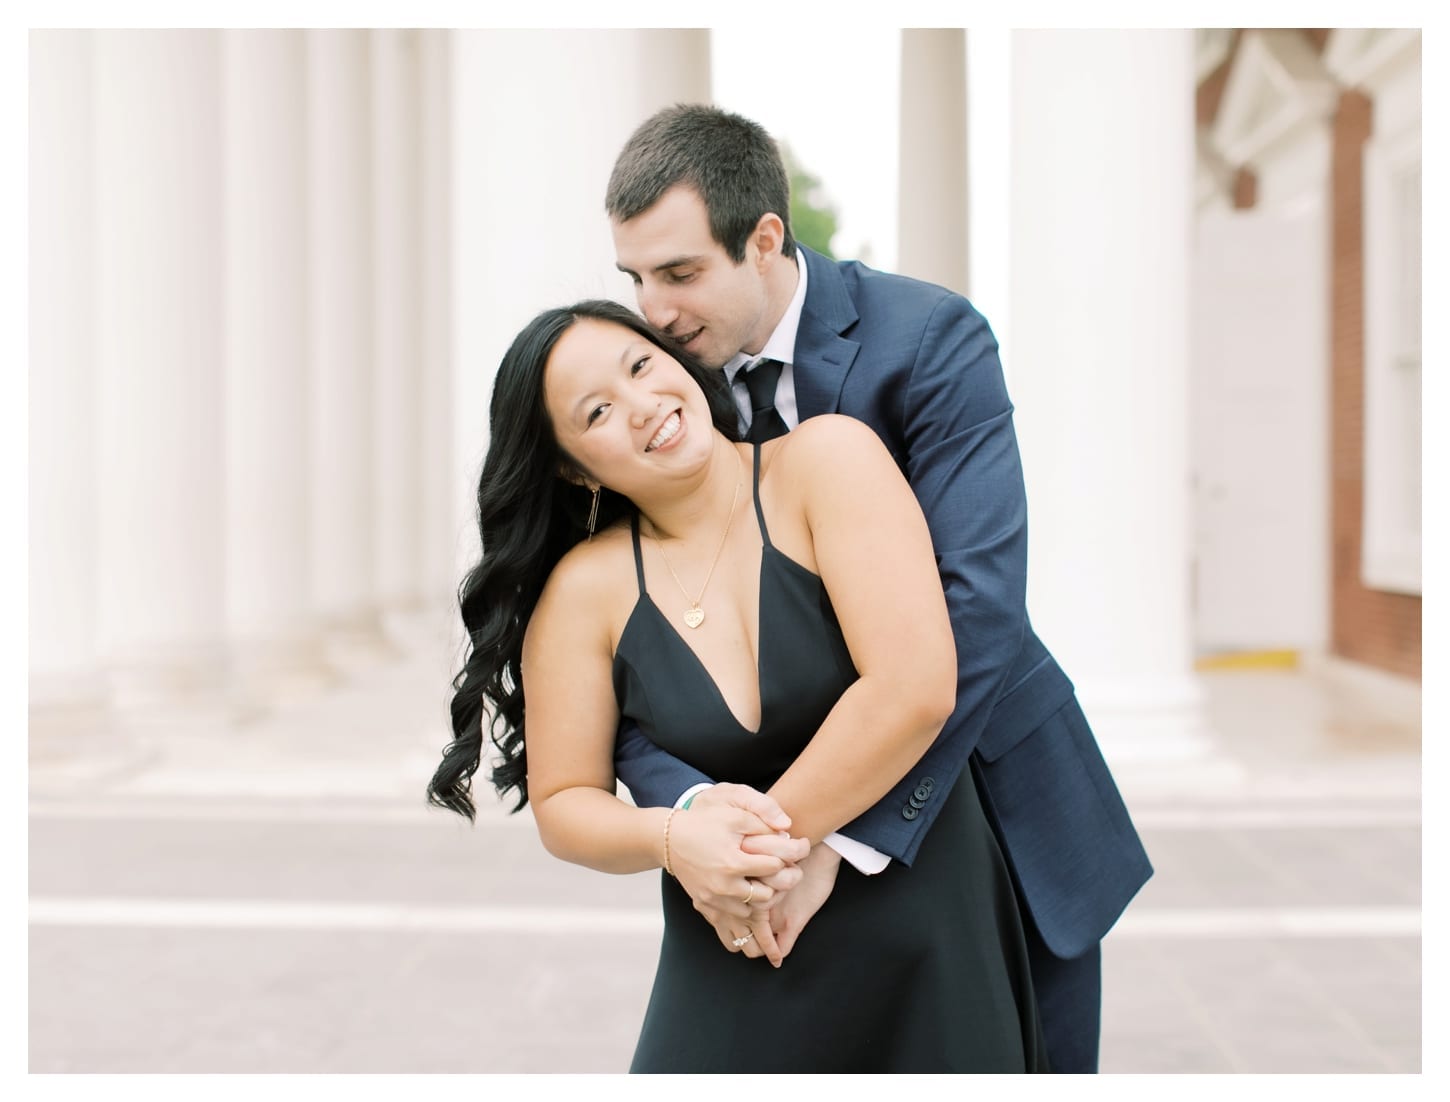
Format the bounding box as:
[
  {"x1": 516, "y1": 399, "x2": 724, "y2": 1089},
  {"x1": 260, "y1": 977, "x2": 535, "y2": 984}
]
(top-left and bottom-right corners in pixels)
[{"x1": 667, "y1": 783, "x2": 842, "y2": 968}]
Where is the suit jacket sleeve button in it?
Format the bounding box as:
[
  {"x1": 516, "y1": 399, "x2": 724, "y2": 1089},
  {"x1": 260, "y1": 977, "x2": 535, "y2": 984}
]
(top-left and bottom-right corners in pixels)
[
  {"x1": 920, "y1": 776, "x2": 935, "y2": 791},
  {"x1": 902, "y1": 805, "x2": 919, "y2": 821},
  {"x1": 913, "y1": 785, "x2": 931, "y2": 803}
]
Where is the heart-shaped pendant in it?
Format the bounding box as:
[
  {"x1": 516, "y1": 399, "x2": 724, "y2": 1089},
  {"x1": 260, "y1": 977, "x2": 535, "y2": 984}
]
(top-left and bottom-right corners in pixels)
[{"x1": 683, "y1": 607, "x2": 705, "y2": 629}]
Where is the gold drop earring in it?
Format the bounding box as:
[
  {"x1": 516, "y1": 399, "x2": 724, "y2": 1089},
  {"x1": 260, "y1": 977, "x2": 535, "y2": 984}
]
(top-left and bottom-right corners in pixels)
[{"x1": 586, "y1": 486, "x2": 601, "y2": 540}]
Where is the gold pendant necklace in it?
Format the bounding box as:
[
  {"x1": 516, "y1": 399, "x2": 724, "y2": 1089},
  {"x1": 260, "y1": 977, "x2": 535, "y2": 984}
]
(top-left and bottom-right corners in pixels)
[{"x1": 647, "y1": 461, "x2": 743, "y2": 629}]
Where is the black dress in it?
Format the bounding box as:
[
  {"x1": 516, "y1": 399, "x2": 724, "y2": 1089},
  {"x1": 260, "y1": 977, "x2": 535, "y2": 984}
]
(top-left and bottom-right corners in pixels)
[{"x1": 617, "y1": 445, "x2": 1049, "y2": 1073}]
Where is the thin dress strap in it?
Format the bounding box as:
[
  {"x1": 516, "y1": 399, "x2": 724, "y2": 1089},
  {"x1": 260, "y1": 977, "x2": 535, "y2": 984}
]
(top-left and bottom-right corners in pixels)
[
  {"x1": 752, "y1": 443, "x2": 773, "y2": 550},
  {"x1": 629, "y1": 511, "x2": 647, "y2": 595}
]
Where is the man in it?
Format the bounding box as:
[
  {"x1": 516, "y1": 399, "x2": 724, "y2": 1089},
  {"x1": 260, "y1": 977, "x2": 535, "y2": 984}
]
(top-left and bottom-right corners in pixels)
[{"x1": 607, "y1": 104, "x2": 1151, "y2": 1073}]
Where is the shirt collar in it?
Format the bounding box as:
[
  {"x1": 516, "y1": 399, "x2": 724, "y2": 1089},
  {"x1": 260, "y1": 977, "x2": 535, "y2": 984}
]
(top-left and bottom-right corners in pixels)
[{"x1": 723, "y1": 250, "x2": 808, "y2": 388}]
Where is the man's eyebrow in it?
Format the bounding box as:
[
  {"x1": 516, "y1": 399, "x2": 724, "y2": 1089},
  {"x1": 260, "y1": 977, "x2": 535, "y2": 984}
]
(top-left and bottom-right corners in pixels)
[{"x1": 615, "y1": 254, "x2": 703, "y2": 276}]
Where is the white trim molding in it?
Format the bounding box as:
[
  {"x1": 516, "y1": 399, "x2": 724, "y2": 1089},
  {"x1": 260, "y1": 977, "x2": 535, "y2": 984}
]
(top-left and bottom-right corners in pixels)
[
  {"x1": 1212, "y1": 29, "x2": 1337, "y2": 168},
  {"x1": 1323, "y1": 28, "x2": 1421, "y2": 92}
]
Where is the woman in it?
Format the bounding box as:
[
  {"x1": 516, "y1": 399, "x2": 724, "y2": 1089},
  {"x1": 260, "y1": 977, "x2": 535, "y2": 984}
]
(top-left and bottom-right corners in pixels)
[{"x1": 429, "y1": 299, "x2": 1047, "y2": 1073}]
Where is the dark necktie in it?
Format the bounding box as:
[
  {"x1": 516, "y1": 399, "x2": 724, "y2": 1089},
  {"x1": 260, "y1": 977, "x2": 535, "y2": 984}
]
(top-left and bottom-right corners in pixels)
[{"x1": 743, "y1": 358, "x2": 789, "y2": 443}]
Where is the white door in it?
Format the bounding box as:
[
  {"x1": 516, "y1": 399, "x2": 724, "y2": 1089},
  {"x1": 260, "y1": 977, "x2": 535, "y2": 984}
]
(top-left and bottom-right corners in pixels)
[{"x1": 1190, "y1": 204, "x2": 1329, "y2": 656}]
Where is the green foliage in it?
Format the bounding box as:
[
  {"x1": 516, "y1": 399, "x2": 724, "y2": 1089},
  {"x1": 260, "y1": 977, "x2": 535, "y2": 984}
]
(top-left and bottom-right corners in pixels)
[{"x1": 782, "y1": 142, "x2": 839, "y2": 259}]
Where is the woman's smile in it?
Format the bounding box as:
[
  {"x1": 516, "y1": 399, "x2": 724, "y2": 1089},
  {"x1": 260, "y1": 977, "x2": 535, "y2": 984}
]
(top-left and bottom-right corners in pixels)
[{"x1": 645, "y1": 410, "x2": 684, "y2": 452}]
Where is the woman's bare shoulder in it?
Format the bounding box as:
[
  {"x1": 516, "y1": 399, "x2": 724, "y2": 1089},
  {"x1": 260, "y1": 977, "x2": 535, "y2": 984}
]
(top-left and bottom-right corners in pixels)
[
  {"x1": 771, "y1": 414, "x2": 891, "y2": 475},
  {"x1": 536, "y1": 520, "x2": 637, "y2": 619}
]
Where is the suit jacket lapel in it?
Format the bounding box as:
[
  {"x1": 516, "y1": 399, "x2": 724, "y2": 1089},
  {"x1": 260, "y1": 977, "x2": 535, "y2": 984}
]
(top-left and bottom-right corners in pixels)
[{"x1": 793, "y1": 246, "x2": 860, "y2": 420}]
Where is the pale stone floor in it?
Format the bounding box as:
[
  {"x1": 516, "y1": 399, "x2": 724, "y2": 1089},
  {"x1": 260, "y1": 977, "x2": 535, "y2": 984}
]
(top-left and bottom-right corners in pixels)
[{"x1": 27, "y1": 621, "x2": 1430, "y2": 1079}]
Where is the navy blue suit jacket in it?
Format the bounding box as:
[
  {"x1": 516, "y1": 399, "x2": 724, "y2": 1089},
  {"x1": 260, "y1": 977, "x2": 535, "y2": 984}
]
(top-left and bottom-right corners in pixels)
[{"x1": 615, "y1": 247, "x2": 1151, "y2": 960}]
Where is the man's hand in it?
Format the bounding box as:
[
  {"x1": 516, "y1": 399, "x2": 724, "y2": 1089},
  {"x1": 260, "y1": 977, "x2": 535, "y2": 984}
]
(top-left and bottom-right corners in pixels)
[
  {"x1": 686, "y1": 782, "x2": 792, "y2": 831},
  {"x1": 769, "y1": 842, "x2": 842, "y2": 958},
  {"x1": 703, "y1": 785, "x2": 808, "y2": 886}
]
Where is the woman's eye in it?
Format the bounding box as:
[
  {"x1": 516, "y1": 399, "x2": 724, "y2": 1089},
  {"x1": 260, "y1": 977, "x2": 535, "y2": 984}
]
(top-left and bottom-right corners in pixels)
[
  {"x1": 586, "y1": 404, "x2": 608, "y2": 426},
  {"x1": 631, "y1": 355, "x2": 650, "y2": 376}
]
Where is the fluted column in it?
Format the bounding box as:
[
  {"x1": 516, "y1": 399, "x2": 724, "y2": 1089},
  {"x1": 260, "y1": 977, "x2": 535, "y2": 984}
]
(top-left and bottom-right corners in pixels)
[
  {"x1": 307, "y1": 30, "x2": 394, "y2": 667},
  {"x1": 29, "y1": 30, "x2": 104, "y2": 730},
  {"x1": 450, "y1": 30, "x2": 710, "y2": 587},
  {"x1": 222, "y1": 30, "x2": 335, "y2": 707},
  {"x1": 92, "y1": 30, "x2": 228, "y2": 718},
  {"x1": 417, "y1": 31, "x2": 456, "y2": 614},
  {"x1": 966, "y1": 29, "x2": 1013, "y2": 375},
  {"x1": 1008, "y1": 30, "x2": 1214, "y2": 764},
  {"x1": 633, "y1": 29, "x2": 711, "y2": 116},
  {"x1": 898, "y1": 29, "x2": 969, "y2": 293},
  {"x1": 370, "y1": 30, "x2": 423, "y2": 627}
]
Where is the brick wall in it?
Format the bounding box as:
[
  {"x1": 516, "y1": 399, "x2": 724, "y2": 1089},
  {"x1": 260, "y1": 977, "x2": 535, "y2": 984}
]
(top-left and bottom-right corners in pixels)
[{"x1": 1328, "y1": 88, "x2": 1422, "y2": 679}]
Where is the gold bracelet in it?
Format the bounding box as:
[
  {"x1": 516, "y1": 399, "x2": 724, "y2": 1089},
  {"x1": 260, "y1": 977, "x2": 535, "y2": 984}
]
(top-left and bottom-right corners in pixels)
[{"x1": 662, "y1": 807, "x2": 679, "y2": 877}]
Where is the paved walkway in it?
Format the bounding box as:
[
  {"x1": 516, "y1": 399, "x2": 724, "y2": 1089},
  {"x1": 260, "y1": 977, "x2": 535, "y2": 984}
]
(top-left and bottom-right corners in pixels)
[{"x1": 28, "y1": 612, "x2": 1425, "y2": 1075}]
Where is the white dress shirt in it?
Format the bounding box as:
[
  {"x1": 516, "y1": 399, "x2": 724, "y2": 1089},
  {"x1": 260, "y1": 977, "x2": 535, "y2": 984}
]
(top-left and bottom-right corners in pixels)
[{"x1": 722, "y1": 250, "x2": 808, "y2": 432}]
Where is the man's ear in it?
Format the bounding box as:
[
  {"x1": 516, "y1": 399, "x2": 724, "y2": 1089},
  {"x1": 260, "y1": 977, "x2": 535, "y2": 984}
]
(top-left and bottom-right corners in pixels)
[{"x1": 749, "y1": 212, "x2": 786, "y2": 271}]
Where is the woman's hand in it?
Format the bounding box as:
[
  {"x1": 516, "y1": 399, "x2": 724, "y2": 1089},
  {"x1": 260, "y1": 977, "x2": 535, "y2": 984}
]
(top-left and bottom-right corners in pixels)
[
  {"x1": 708, "y1": 842, "x2": 841, "y2": 966},
  {"x1": 705, "y1": 896, "x2": 787, "y2": 968},
  {"x1": 668, "y1": 785, "x2": 809, "y2": 922}
]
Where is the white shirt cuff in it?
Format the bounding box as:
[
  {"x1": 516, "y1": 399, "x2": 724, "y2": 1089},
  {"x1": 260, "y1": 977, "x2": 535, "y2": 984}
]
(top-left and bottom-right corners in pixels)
[
  {"x1": 822, "y1": 831, "x2": 890, "y2": 875},
  {"x1": 675, "y1": 783, "x2": 714, "y2": 810}
]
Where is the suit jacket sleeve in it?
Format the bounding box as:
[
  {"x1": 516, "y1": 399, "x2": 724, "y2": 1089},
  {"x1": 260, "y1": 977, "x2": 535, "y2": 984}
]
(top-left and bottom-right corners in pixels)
[
  {"x1": 614, "y1": 717, "x2": 710, "y2": 808},
  {"x1": 836, "y1": 291, "x2": 1029, "y2": 865}
]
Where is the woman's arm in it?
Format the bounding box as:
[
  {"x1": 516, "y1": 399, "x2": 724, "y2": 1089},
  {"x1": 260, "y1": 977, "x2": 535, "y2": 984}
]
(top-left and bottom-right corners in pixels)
[
  {"x1": 522, "y1": 544, "x2": 799, "y2": 896},
  {"x1": 522, "y1": 547, "x2": 671, "y2": 873},
  {"x1": 762, "y1": 415, "x2": 958, "y2": 845}
]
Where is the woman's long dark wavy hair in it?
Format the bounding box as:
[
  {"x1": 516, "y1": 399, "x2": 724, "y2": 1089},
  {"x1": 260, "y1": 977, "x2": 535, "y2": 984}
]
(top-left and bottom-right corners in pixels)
[{"x1": 427, "y1": 299, "x2": 741, "y2": 820}]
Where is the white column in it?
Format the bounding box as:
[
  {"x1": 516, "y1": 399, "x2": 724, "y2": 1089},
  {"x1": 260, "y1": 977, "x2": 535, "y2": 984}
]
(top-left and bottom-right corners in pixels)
[
  {"x1": 222, "y1": 30, "x2": 336, "y2": 706},
  {"x1": 371, "y1": 30, "x2": 424, "y2": 629},
  {"x1": 633, "y1": 29, "x2": 711, "y2": 115},
  {"x1": 898, "y1": 29, "x2": 968, "y2": 293},
  {"x1": 1007, "y1": 30, "x2": 1216, "y2": 765},
  {"x1": 307, "y1": 30, "x2": 395, "y2": 667},
  {"x1": 417, "y1": 31, "x2": 456, "y2": 615},
  {"x1": 446, "y1": 29, "x2": 712, "y2": 668},
  {"x1": 966, "y1": 29, "x2": 1013, "y2": 379},
  {"x1": 29, "y1": 30, "x2": 105, "y2": 730},
  {"x1": 92, "y1": 30, "x2": 229, "y2": 718},
  {"x1": 451, "y1": 30, "x2": 708, "y2": 585}
]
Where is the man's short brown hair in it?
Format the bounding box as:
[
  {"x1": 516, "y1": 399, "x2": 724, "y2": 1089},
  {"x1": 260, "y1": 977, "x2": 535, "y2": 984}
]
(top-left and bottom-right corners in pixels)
[{"x1": 605, "y1": 103, "x2": 797, "y2": 263}]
